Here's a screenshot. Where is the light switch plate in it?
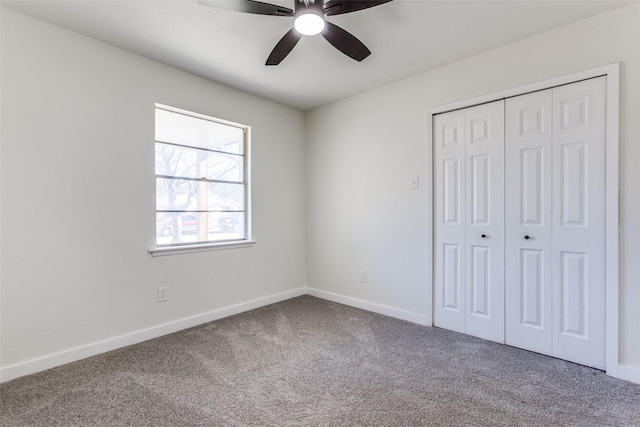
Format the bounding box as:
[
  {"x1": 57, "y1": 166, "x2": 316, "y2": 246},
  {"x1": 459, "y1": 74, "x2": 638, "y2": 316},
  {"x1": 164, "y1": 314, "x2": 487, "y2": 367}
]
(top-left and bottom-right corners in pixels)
[{"x1": 409, "y1": 175, "x2": 419, "y2": 189}]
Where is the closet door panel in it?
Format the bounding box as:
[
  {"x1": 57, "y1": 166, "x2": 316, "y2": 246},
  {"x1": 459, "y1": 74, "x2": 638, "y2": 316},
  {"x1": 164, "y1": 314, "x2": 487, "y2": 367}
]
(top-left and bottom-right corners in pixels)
[
  {"x1": 434, "y1": 77, "x2": 607, "y2": 370},
  {"x1": 552, "y1": 77, "x2": 606, "y2": 369},
  {"x1": 505, "y1": 90, "x2": 553, "y2": 355},
  {"x1": 434, "y1": 110, "x2": 466, "y2": 333},
  {"x1": 464, "y1": 101, "x2": 505, "y2": 343}
]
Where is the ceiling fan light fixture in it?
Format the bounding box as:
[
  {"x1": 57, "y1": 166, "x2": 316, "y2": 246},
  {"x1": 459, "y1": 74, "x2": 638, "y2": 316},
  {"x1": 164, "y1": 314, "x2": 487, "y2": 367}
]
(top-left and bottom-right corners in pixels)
[
  {"x1": 294, "y1": 13, "x2": 325, "y2": 36},
  {"x1": 197, "y1": 0, "x2": 393, "y2": 65}
]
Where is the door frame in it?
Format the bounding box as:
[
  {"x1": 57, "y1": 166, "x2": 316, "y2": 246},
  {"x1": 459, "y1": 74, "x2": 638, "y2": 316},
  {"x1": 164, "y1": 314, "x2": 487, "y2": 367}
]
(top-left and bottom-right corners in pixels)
[{"x1": 426, "y1": 63, "x2": 620, "y2": 377}]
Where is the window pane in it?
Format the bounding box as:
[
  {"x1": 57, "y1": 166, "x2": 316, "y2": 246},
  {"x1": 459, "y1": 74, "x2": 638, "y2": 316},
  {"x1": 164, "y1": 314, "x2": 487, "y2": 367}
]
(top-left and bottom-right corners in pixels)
[
  {"x1": 212, "y1": 212, "x2": 245, "y2": 240},
  {"x1": 156, "y1": 212, "x2": 198, "y2": 239},
  {"x1": 156, "y1": 212, "x2": 245, "y2": 246},
  {"x1": 155, "y1": 143, "x2": 243, "y2": 182},
  {"x1": 156, "y1": 178, "x2": 245, "y2": 211},
  {"x1": 155, "y1": 108, "x2": 243, "y2": 155}
]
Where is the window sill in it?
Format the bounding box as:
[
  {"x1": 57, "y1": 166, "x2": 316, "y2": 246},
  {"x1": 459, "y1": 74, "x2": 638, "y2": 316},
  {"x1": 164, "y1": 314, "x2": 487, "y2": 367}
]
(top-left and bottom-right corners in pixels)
[{"x1": 149, "y1": 240, "x2": 256, "y2": 257}]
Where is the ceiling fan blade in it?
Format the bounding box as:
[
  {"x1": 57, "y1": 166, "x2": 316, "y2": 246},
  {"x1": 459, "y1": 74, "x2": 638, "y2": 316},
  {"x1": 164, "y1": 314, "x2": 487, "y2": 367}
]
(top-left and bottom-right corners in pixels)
[
  {"x1": 323, "y1": 0, "x2": 393, "y2": 16},
  {"x1": 322, "y1": 22, "x2": 371, "y2": 62},
  {"x1": 266, "y1": 29, "x2": 302, "y2": 65},
  {"x1": 198, "y1": 0, "x2": 293, "y2": 16}
]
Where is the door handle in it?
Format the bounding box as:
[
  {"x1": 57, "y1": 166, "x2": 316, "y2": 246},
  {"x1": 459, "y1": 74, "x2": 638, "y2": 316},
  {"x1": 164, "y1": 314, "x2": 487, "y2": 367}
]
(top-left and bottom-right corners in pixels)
[
  {"x1": 524, "y1": 235, "x2": 531, "y2": 240},
  {"x1": 481, "y1": 234, "x2": 488, "y2": 239}
]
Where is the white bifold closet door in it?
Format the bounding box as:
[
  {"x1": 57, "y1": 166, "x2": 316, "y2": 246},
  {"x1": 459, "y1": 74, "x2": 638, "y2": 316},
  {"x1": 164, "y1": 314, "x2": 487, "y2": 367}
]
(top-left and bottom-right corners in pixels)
[
  {"x1": 505, "y1": 89, "x2": 554, "y2": 356},
  {"x1": 505, "y1": 77, "x2": 606, "y2": 369},
  {"x1": 434, "y1": 77, "x2": 606, "y2": 369},
  {"x1": 434, "y1": 100, "x2": 505, "y2": 343}
]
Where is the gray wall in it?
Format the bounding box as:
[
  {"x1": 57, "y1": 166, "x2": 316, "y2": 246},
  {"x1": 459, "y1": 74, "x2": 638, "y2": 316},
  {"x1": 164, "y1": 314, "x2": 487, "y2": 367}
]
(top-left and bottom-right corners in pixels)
[
  {"x1": 1, "y1": 8, "x2": 307, "y2": 368},
  {"x1": 307, "y1": 2, "x2": 640, "y2": 374}
]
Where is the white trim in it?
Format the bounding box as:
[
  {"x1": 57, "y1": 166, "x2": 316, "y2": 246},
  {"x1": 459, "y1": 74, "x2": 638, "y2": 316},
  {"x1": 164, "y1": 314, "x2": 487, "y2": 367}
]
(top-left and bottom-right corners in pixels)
[
  {"x1": 306, "y1": 288, "x2": 429, "y2": 326},
  {"x1": 617, "y1": 365, "x2": 640, "y2": 385},
  {"x1": 155, "y1": 103, "x2": 247, "y2": 130},
  {"x1": 4, "y1": 284, "x2": 636, "y2": 385},
  {"x1": 150, "y1": 240, "x2": 256, "y2": 257},
  {"x1": 428, "y1": 63, "x2": 617, "y2": 116},
  {"x1": 0, "y1": 287, "x2": 306, "y2": 383},
  {"x1": 425, "y1": 114, "x2": 434, "y2": 326},
  {"x1": 604, "y1": 63, "x2": 620, "y2": 378},
  {"x1": 426, "y1": 63, "x2": 620, "y2": 377}
]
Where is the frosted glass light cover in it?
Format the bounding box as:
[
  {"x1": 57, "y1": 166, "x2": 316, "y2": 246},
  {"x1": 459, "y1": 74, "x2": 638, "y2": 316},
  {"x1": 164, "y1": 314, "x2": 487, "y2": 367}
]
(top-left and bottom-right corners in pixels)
[{"x1": 294, "y1": 13, "x2": 325, "y2": 36}]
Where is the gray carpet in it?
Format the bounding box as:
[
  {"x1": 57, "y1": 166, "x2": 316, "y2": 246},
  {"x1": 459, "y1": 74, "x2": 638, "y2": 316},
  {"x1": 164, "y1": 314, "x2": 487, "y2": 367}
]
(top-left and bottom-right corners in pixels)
[{"x1": 1, "y1": 295, "x2": 639, "y2": 426}]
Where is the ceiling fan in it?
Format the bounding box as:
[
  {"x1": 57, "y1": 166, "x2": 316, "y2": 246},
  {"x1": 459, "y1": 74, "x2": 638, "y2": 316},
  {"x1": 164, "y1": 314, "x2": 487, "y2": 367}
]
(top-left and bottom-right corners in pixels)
[{"x1": 197, "y1": 0, "x2": 394, "y2": 65}]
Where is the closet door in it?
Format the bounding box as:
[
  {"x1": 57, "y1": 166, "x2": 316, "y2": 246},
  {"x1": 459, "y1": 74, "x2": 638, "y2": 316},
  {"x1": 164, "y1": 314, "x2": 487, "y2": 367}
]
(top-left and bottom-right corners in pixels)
[
  {"x1": 464, "y1": 101, "x2": 505, "y2": 343},
  {"x1": 435, "y1": 77, "x2": 607, "y2": 369},
  {"x1": 505, "y1": 89, "x2": 553, "y2": 355},
  {"x1": 434, "y1": 101, "x2": 505, "y2": 343},
  {"x1": 434, "y1": 110, "x2": 467, "y2": 334},
  {"x1": 504, "y1": 77, "x2": 606, "y2": 369},
  {"x1": 551, "y1": 77, "x2": 606, "y2": 369}
]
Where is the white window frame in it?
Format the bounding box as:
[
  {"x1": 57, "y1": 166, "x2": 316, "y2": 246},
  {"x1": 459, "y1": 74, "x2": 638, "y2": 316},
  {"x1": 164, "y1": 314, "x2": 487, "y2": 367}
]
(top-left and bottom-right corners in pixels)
[{"x1": 150, "y1": 104, "x2": 254, "y2": 256}]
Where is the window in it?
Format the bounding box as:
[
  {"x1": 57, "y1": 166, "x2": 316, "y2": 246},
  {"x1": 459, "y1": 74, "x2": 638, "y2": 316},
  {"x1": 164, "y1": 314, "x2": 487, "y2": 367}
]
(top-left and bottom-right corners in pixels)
[{"x1": 154, "y1": 104, "x2": 250, "y2": 249}]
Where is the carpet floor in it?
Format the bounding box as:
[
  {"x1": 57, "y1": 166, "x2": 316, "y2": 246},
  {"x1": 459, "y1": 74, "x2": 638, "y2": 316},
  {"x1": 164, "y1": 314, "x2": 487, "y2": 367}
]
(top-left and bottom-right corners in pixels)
[{"x1": 1, "y1": 295, "x2": 639, "y2": 426}]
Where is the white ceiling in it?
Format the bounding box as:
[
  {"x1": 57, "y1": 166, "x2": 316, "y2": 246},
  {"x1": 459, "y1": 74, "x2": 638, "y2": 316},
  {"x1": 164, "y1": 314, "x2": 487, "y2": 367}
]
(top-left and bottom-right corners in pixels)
[{"x1": 2, "y1": 0, "x2": 631, "y2": 110}]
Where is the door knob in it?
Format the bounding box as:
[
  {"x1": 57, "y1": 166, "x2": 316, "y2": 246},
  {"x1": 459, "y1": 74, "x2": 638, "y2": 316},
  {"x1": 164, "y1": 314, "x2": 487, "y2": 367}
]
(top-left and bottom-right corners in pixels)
[
  {"x1": 524, "y1": 235, "x2": 530, "y2": 240},
  {"x1": 481, "y1": 234, "x2": 487, "y2": 238}
]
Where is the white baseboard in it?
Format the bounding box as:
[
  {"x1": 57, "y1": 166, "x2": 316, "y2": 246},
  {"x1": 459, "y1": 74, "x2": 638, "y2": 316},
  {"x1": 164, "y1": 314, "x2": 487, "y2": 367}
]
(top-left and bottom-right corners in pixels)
[
  {"x1": 306, "y1": 287, "x2": 429, "y2": 326},
  {"x1": 0, "y1": 287, "x2": 306, "y2": 383},
  {"x1": 616, "y1": 364, "x2": 640, "y2": 385},
  {"x1": 9, "y1": 286, "x2": 635, "y2": 386}
]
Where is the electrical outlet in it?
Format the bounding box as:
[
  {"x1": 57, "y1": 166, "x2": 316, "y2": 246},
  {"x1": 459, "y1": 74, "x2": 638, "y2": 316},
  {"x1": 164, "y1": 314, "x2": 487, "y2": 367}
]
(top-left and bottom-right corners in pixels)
[
  {"x1": 157, "y1": 286, "x2": 168, "y2": 303},
  {"x1": 360, "y1": 270, "x2": 367, "y2": 283}
]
